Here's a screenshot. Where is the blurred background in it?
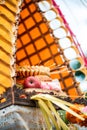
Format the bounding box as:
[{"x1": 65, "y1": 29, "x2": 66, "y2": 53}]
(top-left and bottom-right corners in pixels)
[{"x1": 55, "y1": 0, "x2": 87, "y2": 57}]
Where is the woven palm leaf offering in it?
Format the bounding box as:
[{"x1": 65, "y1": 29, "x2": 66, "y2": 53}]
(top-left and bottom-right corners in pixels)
[{"x1": 0, "y1": 0, "x2": 87, "y2": 129}]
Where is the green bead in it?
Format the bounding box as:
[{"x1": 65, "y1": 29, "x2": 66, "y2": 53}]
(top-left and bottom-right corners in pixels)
[
  {"x1": 69, "y1": 59, "x2": 81, "y2": 70},
  {"x1": 75, "y1": 71, "x2": 85, "y2": 82}
]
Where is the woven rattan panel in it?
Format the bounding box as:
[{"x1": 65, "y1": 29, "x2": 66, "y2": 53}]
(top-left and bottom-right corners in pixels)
[{"x1": 16, "y1": 0, "x2": 83, "y2": 97}]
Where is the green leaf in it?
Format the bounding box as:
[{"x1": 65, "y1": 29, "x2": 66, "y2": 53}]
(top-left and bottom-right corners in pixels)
[{"x1": 58, "y1": 110, "x2": 69, "y2": 124}]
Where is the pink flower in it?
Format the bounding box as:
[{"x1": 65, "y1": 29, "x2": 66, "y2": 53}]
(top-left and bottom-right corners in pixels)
[
  {"x1": 41, "y1": 82, "x2": 50, "y2": 90},
  {"x1": 81, "y1": 106, "x2": 87, "y2": 113},
  {"x1": 41, "y1": 80, "x2": 61, "y2": 91}
]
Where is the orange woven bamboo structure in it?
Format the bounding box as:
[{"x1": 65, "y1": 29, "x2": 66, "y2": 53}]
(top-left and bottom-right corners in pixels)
[
  {"x1": 0, "y1": 0, "x2": 87, "y2": 107},
  {"x1": 16, "y1": 0, "x2": 87, "y2": 97},
  {"x1": 0, "y1": 0, "x2": 87, "y2": 130}
]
